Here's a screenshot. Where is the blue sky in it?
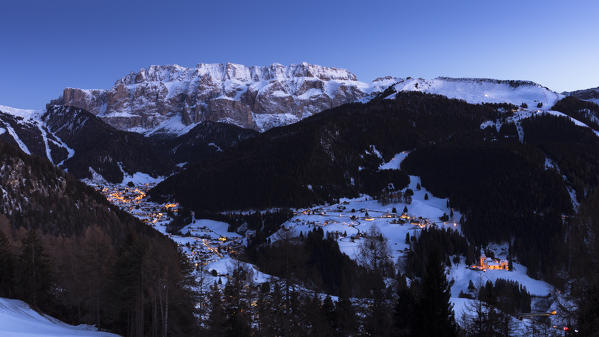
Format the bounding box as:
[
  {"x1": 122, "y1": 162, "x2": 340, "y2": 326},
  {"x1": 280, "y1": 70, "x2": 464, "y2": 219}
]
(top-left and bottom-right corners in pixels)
[{"x1": 1, "y1": 0, "x2": 598, "y2": 109}]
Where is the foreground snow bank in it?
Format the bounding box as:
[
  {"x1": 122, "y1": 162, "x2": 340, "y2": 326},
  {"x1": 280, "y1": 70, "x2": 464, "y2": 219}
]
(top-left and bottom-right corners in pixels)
[{"x1": 0, "y1": 297, "x2": 119, "y2": 337}]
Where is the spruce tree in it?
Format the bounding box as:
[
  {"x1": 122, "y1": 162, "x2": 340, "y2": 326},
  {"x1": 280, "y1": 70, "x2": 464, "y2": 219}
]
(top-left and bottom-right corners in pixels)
[
  {"x1": 335, "y1": 294, "x2": 356, "y2": 337},
  {"x1": 414, "y1": 252, "x2": 457, "y2": 337},
  {"x1": 321, "y1": 296, "x2": 336, "y2": 336},
  {"x1": 394, "y1": 275, "x2": 417, "y2": 337}
]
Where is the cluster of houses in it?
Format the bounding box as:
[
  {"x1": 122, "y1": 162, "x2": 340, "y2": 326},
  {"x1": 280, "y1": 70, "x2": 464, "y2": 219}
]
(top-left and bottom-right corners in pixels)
[{"x1": 94, "y1": 182, "x2": 242, "y2": 272}]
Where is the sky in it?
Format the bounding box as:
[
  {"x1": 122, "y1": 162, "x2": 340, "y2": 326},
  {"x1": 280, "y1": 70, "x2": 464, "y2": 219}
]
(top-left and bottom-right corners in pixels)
[{"x1": 1, "y1": 0, "x2": 598, "y2": 109}]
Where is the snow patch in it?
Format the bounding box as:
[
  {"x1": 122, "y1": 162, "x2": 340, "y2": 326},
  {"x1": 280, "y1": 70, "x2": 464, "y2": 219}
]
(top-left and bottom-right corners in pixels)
[
  {"x1": 118, "y1": 164, "x2": 165, "y2": 186},
  {"x1": 4, "y1": 123, "x2": 31, "y2": 155},
  {"x1": 379, "y1": 151, "x2": 410, "y2": 170}
]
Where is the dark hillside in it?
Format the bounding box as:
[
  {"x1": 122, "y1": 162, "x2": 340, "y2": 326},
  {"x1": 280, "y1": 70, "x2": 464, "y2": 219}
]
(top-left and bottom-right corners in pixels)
[{"x1": 150, "y1": 92, "x2": 508, "y2": 211}]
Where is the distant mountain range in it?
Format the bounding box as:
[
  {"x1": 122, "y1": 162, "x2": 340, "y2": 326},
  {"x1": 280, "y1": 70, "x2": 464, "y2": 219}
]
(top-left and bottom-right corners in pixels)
[{"x1": 48, "y1": 62, "x2": 586, "y2": 135}]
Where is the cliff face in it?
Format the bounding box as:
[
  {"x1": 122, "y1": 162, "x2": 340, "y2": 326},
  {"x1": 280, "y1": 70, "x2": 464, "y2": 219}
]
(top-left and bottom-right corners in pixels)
[{"x1": 56, "y1": 62, "x2": 395, "y2": 134}]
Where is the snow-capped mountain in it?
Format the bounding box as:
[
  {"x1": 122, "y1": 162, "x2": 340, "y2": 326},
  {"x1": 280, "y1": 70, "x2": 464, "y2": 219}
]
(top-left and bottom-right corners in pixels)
[
  {"x1": 54, "y1": 62, "x2": 395, "y2": 134},
  {"x1": 53, "y1": 62, "x2": 566, "y2": 134}
]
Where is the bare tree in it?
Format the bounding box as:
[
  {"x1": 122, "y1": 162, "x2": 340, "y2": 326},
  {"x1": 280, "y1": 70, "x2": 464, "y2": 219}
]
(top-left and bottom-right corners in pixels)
[{"x1": 357, "y1": 225, "x2": 392, "y2": 275}]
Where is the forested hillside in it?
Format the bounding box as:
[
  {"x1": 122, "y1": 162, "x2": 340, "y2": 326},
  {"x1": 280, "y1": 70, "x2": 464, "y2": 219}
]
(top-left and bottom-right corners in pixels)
[
  {"x1": 150, "y1": 92, "x2": 509, "y2": 211},
  {"x1": 0, "y1": 140, "x2": 199, "y2": 337}
]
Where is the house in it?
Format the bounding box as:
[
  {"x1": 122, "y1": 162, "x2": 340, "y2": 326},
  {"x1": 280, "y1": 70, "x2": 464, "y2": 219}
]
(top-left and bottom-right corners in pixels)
[{"x1": 471, "y1": 255, "x2": 509, "y2": 271}]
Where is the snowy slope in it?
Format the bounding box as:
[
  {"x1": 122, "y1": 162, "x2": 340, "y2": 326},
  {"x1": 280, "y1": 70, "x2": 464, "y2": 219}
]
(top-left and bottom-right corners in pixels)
[
  {"x1": 0, "y1": 105, "x2": 42, "y2": 120},
  {"x1": 0, "y1": 105, "x2": 72, "y2": 162},
  {"x1": 0, "y1": 297, "x2": 119, "y2": 337},
  {"x1": 388, "y1": 77, "x2": 563, "y2": 108}
]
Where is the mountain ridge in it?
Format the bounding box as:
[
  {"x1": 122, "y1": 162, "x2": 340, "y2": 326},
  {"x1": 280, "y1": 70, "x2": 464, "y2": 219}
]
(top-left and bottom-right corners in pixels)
[{"x1": 52, "y1": 62, "x2": 565, "y2": 135}]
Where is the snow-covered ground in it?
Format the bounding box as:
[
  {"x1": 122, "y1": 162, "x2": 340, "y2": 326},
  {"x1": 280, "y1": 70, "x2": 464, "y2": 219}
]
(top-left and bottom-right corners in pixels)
[
  {"x1": 269, "y1": 174, "x2": 460, "y2": 263},
  {"x1": 0, "y1": 297, "x2": 118, "y2": 337}
]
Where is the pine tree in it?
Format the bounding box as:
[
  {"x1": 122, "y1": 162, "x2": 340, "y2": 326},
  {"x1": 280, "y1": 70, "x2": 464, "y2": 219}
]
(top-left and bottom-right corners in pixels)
[
  {"x1": 414, "y1": 252, "x2": 457, "y2": 337},
  {"x1": 394, "y1": 275, "x2": 417, "y2": 337},
  {"x1": 18, "y1": 230, "x2": 52, "y2": 309},
  {"x1": 335, "y1": 294, "x2": 356, "y2": 337},
  {"x1": 303, "y1": 293, "x2": 324, "y2": 337},
  {"x1": 364, "y1": 281, "x2": 391, "y2": 337},
  {"x1": 321, "y1": 296, "x2": 336, "y2": 336}
]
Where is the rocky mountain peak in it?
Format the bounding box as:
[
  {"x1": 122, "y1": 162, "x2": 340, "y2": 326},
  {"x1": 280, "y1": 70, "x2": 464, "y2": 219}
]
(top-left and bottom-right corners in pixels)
[{"x1": 54, "y1": 62, "x2": 380, "y2": 134}]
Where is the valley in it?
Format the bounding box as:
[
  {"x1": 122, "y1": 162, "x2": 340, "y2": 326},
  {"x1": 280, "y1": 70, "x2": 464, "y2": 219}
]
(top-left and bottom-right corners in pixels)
[
  {"x1": 1, "y1": 63, "x2": 599, "y2": 336},
  {"x1": 84, "y1": 147, "x2": 573, "y2": 335}
]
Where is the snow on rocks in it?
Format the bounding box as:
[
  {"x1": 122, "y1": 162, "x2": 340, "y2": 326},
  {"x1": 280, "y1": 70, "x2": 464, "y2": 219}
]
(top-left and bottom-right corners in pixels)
[{"x1": 58, "y1": 62, "x2": 385, "y2": 134}]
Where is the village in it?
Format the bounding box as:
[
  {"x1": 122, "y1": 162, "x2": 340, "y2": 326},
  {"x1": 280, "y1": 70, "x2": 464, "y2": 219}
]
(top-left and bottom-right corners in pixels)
[
  {"x1": 86, "y1": 181, "x2": 244, "y2": 271},
  {"x1": 86, "y1": 171, "x2": 487, "y2": 276},
  {"x1": 85, "y1": 173, "x2": 569, "y2": 335}
]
